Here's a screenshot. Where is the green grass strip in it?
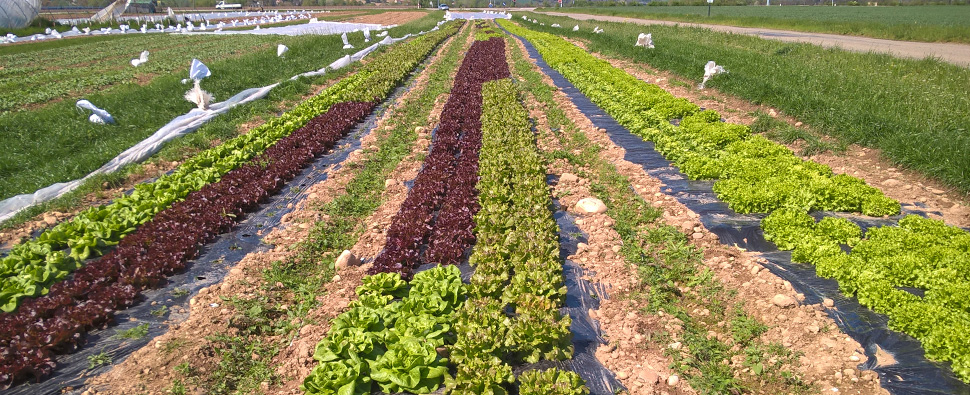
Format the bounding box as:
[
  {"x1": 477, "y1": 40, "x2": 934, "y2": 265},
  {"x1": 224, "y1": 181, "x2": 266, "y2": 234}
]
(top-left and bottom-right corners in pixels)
[
  {"x1": 539, "y1": 5, "x2": 970, "y2": 44},
  {"x1": 0, "y1": 12, "x2": 442, "y2": 201}
]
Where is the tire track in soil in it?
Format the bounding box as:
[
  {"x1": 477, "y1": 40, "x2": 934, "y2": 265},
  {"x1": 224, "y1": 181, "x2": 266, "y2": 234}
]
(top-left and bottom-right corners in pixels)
[
  {"x1": 83, "y1": 23, "x2": 471, "y2": 395},
  {"x1": 507, "y1": 33, "x2": 889, "y2": 395}
]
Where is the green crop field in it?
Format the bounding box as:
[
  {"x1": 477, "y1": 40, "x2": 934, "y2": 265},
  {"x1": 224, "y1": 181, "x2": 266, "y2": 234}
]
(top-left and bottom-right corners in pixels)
[{"x1": 540, "y1": 5, "x2": 970, "y2": 43}]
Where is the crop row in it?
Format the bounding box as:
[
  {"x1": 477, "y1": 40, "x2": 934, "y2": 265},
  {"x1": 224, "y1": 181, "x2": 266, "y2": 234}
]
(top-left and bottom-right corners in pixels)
[
  {"x1": 303, "y1": 32, "x2": 562, "y2": 395},
  {"x1": 0, "y1": 21, "x2": 461, "y2": 387},
  {"x1": 498, "y1": 21, "x2": 899, "y2": 217},
  {"x1": 302, "y1": 266, "x2": 465, "y2": 394},
  {"x1": 369, "y1": 36, "x2": 510, "y2": 276},
  {"x1": 300, "y1": 22, "x2": 478, "y2": 395},
  {"x1": 762, "y1": 210, "x2": 970, "y2": 382},
  {"x1": 497, "y1": 20, "x2": 970, "y2": 386},
  {"x1": 0, "y1": 22, "x2": 461, "y2": 314},
  {"x1": 499, "y1": 22, "x2": 970, "y2": 386},
  {"x1": 0, "y1": 100, "x2": 378, "y2": 387},
  {"x1": 447, "y1": 78, "x2": 584, "y2": 395}
]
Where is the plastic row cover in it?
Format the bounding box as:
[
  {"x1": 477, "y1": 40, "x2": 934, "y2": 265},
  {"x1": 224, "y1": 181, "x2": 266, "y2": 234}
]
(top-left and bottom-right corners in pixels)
[
  {"x1": 445, "y1": 11, "x2": 512, "y2": 21},
  {"x1": 0, "y1": 28, "x2": 427, "y2": 225},
  {"x1": 201, "y1": 21, "x2": 388, "y2": 37}
]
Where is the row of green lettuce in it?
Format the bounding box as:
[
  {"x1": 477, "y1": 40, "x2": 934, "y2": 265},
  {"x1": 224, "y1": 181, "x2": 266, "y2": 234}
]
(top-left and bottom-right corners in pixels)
[
  {"x1": 763, "y1": 211, "x2": 970, "y2": 382},
  {"x1": 301, "y1": 267, "x2": 464, "y2": 395},
  {"x1": 448, "y1": 79, "x2": 585, "y2": 395},
  {"x1": 497, "y1": 20, "x2": 900, "y2": 218},
  {"x1": 301, "y1": 72, "x2": 588, "y2": 395},
  {"x1": 501, "y1": 20, "x2": 970, "y2": 384},
  {"x1": 0, "y1": 22, "x2": 462, "y2": 313}
]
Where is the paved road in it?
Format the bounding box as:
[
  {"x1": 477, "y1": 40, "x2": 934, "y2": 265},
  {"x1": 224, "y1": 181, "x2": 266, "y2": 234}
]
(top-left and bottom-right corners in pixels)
[{"x1": 538, "y1": 11, "x2": 970, "y2": 67}]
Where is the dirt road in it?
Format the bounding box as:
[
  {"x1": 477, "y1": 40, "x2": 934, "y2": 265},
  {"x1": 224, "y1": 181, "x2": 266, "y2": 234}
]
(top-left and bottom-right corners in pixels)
[{"x1": 537, "y1": 11, "x2": 970, "y2": 67}]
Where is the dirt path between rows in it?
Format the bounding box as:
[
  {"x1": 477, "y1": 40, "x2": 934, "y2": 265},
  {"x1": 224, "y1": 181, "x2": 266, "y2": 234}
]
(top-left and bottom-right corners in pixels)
[{"x1": 537, "y1": 11, "x2": 970, "y2": 67}]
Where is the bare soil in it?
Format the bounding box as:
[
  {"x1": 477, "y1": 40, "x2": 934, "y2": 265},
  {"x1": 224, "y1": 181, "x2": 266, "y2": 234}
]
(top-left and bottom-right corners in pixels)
[
  {"x1": 510, "y1": 34, "x2": 888, "y2": 394},
  {"x1": 341, "y1": 11, "x2": 428, "y2": 26}
]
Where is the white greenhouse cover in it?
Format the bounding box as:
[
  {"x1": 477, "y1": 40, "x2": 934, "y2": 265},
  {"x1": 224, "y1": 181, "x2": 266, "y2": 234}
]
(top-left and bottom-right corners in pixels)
[
  {"x1": 0, "y1": 0, "x2": 40, "y2": 29},
  {"x1": 91, "y1": 0, "x2": 127, "y2": 23}
]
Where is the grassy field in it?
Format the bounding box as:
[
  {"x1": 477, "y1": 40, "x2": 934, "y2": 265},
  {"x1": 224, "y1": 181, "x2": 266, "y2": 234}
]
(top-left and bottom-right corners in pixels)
[
  {"x1": 515, "y1": 12, "x2": 970, "y2": 193},
  {"x1": 0, "y1": 11, "x2": 441, "y2": 204},
  {"x1": 0, "y1": 34, "x2": 299, "y2": 113},
  {"x1": 538, "y1": 5, "x2": 970, "y2": 43}
]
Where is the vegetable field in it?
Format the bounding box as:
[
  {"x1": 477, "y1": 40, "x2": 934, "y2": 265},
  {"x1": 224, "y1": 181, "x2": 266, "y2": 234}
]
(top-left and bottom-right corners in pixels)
[{"x1": 1, "y1": 8, "x2": 969, "y2": 395}]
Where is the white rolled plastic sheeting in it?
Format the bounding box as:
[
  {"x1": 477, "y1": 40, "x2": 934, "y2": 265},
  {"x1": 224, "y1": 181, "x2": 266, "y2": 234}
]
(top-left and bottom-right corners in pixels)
[
  {"x1": 698, "y1": 60, "x2": 728, "y2": 89},
  {"x1": 635, "y1": 33, "x2": 654, "y2": 49},
  {"x1": 290, "y1": 33, "x2": 411, "y2": 80},
  {"x1": 0, "y1": 84, "x2": 276, "y2": 224},
  {"x1": 0, "y1": 28, "x2": 424, "y2": 224},
  {"x1": 76, "y1": 100, "x2": 115, "y2": 125},
  {"x1": 341, "y1": 32, "x2": 354, "y2": 49}
]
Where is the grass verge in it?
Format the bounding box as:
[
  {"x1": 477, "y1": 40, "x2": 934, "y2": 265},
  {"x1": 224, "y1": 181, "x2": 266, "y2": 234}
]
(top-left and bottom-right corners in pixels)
[
  {"x1": 538, "y1": 5, "x2": 970, "y2": 44},
  {"x1": 515, "y1": 13, "x2": 970, "y2": 194}
]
